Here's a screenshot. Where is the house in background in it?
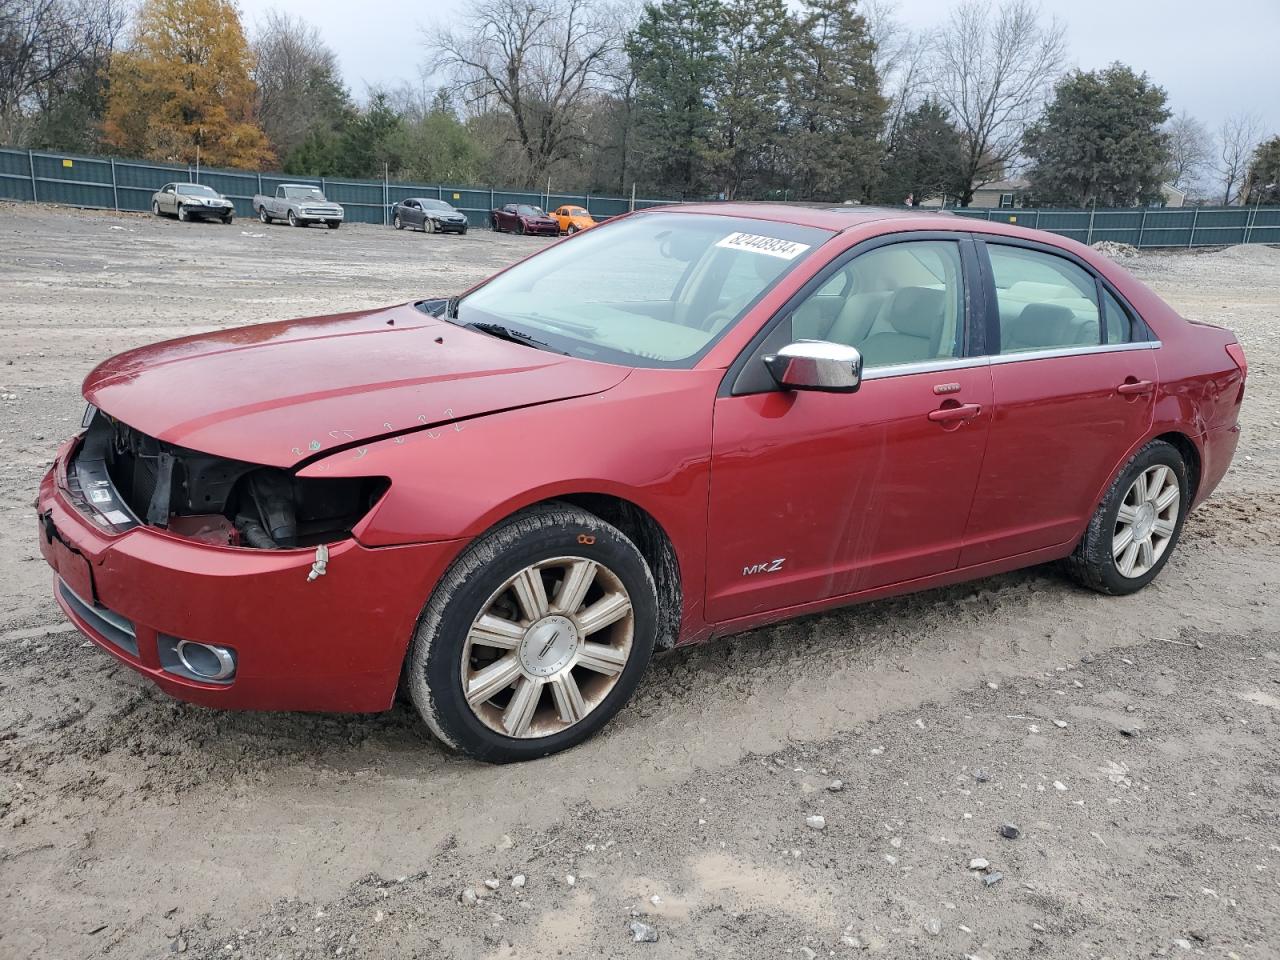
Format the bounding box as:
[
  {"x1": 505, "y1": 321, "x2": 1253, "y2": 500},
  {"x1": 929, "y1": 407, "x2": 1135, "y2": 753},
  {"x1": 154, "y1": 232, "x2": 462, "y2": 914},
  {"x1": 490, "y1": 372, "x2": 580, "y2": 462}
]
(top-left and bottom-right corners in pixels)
[{"x1": 921, "y1": 177, "x2": 1187, "y2": 209}]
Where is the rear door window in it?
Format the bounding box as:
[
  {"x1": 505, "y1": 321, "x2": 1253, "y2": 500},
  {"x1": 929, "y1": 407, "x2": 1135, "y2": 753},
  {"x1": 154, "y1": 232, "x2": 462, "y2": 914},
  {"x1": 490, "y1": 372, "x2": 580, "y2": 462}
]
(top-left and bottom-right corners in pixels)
[{"x1": 986, "y1": 244, "x2": 1102, "y2": 353}]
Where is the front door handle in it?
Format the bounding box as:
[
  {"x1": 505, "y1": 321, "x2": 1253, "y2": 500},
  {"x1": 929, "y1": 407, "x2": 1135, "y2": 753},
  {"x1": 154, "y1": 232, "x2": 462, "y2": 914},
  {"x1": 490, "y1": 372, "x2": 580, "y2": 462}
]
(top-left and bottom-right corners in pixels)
[
  {"x1": 928, "y1": 403, "x2": 982, "y2": 423},
  {"x1": 1116, "y1": 379, "x2": 1154, "y2": 395}
]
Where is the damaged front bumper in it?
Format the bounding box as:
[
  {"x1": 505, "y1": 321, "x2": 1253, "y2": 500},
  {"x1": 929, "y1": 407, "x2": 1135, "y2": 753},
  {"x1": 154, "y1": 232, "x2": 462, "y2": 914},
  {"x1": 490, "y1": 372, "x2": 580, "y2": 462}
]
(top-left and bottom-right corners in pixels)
[{"x1": 36, "y1": 436, "x2": 464, "y2": 712}]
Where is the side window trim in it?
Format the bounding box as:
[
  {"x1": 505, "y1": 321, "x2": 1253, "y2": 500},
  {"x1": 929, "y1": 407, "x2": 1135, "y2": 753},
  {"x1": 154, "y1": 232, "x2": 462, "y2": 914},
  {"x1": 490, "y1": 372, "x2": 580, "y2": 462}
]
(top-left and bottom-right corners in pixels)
[
  {"x1": 720, "y1": 231, "x2": 982, "y2": 398},
  {"x1": 975, "y1": 236, "x2": 1154, "y2": 354}
]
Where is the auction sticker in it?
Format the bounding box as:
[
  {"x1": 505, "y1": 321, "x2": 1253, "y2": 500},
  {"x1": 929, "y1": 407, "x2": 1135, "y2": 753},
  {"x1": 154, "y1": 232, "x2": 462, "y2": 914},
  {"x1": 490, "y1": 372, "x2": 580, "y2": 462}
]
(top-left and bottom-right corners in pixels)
[{"x1": 715, "y1": 232, "x2": 811, "y2": 260}]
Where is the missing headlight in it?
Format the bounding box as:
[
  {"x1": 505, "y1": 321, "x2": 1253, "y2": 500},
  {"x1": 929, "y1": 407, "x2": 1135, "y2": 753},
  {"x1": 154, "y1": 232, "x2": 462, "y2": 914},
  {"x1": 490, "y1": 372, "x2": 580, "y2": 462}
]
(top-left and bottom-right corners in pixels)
[{"x1": 83, "y1": 410, "x2": 388, "y2": 549}]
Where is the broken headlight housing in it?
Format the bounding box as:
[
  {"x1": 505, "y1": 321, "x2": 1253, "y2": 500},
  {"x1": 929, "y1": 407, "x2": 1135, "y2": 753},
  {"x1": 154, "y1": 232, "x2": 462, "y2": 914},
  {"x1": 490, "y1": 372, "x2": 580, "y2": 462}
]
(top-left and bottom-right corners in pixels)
[{"x1": 72, "y1": 410, "x2": 388, "y2": 548}]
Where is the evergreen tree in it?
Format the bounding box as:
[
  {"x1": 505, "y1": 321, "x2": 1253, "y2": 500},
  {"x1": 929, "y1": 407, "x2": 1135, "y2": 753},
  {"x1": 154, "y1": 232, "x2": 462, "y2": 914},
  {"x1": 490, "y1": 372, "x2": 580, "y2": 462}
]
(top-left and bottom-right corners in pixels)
[
  {"x1": 878, "y1": 99, "x2": 967, "y2": 205},
  {"x1": 627, "y1": 0, "x2": 724, "y2": 197},
  {"x1": 707, "y1": 0, "x2": 791, "y2": 199},
  {"x1": 1243, "y1": 136, "x2": 1280, "y2": 206},
  {"x1": 1024, "y1": 64, "x2": 1171, "y2": 208},
  {"x1": 784, "y1": 0, "x2": 886, "y2": 202}
]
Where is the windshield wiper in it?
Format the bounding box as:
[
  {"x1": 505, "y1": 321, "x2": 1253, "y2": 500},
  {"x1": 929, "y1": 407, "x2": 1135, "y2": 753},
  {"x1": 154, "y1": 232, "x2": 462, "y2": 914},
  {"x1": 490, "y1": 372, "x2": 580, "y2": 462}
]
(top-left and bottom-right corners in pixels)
[{"x1": 464, "y1": 320, "x2": 562, "y2": 353}]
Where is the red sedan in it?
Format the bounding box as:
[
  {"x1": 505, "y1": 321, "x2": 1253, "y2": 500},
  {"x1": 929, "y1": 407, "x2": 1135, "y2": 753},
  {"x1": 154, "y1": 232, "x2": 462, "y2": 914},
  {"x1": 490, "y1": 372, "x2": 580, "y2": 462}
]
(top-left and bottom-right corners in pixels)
[
  {"x1": 36, "y1": 204, "x2": 1246, "y2": 762},
  {"x1": 490, "y1": 203, "x2": 559, "y2": 236}
]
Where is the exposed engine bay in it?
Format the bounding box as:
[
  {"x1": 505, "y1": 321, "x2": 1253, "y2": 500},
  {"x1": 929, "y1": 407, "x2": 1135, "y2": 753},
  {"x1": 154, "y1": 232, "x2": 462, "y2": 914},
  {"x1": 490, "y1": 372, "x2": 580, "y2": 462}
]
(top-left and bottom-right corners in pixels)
[{"x1": 72, "y1": 409, "x2": 388, "y2": 549}]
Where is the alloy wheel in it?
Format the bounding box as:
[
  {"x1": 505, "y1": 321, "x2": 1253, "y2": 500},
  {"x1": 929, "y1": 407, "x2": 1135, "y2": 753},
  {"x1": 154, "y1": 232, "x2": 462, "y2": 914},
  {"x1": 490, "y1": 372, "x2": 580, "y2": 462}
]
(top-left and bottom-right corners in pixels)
[
  {"x1": 1113, "y1": 464, "x2": 1180, "y2": 578},
  {"x1": 461, "y1": 556, "x2": 634, "y2": 739}
]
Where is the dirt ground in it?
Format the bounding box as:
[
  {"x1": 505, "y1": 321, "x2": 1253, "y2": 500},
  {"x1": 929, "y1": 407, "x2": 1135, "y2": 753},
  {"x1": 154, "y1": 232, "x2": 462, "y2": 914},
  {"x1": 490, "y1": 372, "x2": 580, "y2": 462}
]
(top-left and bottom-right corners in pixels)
[{"x1": 0, "y1": 203, "x2": 1277, "y2": 960}]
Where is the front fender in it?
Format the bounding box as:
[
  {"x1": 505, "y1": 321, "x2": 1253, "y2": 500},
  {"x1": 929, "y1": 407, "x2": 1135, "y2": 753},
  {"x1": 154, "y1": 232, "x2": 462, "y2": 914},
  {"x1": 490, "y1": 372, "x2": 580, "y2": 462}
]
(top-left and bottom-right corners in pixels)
[{"x1": 301, "y1": 368, "x2": 717, "y2": 543}]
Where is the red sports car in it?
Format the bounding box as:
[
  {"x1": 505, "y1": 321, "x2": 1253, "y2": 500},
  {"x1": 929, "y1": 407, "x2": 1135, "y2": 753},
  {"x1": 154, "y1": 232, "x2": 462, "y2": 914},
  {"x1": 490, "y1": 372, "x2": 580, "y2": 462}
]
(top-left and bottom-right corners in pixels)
[{"x1": 36, "y1": 204, "x2": 1246, "y2": 762}]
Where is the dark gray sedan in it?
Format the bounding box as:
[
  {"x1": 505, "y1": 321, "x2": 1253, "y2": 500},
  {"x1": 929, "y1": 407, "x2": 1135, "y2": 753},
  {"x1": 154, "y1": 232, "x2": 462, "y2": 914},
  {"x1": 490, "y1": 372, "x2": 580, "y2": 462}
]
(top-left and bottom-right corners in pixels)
[
  {"x1": 151, "y1": 183, "x2": 235, "y2": 223},
  {"x1": 392, "y1": 198, "x2": 469, "y2": 234}
]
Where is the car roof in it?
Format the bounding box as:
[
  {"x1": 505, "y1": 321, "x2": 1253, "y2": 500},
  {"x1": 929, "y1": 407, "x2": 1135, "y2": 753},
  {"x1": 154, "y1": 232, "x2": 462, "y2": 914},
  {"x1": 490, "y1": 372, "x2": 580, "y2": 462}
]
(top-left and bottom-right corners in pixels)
[{"x1": 646, "y1": 201, "x2": 949, "y2": 232}]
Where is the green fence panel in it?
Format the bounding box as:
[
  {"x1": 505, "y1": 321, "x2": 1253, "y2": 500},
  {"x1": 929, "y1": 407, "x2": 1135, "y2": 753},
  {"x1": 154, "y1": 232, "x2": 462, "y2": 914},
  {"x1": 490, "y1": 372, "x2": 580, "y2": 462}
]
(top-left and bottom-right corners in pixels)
[
  {"x1": 0, "y1": 149, "x2": 36, "y2": 201},
  {"x1": 6, "y1": 145, "x2": 1280, "y2": 247}
]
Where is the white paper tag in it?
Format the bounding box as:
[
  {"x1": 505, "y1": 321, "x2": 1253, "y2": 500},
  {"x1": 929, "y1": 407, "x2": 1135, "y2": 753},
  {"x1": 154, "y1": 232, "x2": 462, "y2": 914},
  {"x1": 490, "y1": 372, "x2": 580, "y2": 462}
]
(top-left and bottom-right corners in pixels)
[{"x1": 715, "y1": 232, "x2": 811, "y2": 260}]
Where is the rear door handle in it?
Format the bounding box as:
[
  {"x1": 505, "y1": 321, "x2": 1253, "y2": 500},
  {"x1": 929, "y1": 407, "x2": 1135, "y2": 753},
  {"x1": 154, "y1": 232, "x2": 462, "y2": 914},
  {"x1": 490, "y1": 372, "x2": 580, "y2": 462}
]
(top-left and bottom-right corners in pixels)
[
  {"x1": 1116, "y1": 379, "x2": 1154, "y2": 395},
  {"x1": 928, "y1": 403, "x2": 982, "y2": 423}
]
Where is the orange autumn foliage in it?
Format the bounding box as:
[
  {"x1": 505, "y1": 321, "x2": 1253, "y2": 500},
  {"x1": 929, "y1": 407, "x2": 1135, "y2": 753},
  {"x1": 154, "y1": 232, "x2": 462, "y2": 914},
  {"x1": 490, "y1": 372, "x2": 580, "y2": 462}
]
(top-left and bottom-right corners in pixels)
[{"x1": 103, "y1": 0, "x2": 273, "y2": 168}]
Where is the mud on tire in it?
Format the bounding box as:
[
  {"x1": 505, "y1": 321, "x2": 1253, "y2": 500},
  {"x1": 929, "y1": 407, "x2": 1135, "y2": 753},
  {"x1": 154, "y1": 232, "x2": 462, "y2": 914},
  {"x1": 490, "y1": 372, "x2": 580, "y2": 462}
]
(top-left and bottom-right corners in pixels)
[
  {"x1": 1063, "y1": 439, "x2": 1190, "y2": 596},
  {"x1": 405, "y1": 502, "x2": 658, "y2": 763}
]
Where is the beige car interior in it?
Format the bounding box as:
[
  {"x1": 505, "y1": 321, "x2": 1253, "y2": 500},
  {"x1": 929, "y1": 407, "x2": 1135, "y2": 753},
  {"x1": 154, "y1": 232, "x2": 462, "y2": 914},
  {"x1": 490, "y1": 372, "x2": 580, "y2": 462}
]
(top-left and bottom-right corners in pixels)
[
  {"x1": 791, "y1": 241, "x2": 964, "y2": 368},
  {"x1": 987, "y1": 247, "x2": 1103, "y2": 352}
]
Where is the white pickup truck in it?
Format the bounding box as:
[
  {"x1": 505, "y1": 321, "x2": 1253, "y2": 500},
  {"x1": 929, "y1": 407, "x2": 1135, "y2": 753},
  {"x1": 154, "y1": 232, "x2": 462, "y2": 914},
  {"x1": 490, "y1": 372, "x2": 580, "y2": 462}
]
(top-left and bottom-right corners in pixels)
[{"x1": 253, "y1": 184, "x2": 345, "y2": 229}]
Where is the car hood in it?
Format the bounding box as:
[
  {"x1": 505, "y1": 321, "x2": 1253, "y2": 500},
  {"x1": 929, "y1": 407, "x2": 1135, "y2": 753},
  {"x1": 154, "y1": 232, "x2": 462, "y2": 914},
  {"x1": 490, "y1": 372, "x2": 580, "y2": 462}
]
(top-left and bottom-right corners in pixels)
[{"x1": 83, "y1": 302, "x2": 631, "y2": 468}]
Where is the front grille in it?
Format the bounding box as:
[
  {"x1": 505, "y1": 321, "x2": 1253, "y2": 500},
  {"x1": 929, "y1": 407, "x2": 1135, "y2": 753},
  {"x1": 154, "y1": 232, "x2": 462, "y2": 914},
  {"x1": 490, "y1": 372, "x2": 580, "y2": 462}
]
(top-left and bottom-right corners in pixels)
[{"x1": 59, "y1": 580, "x2": 138, "y2": 657}]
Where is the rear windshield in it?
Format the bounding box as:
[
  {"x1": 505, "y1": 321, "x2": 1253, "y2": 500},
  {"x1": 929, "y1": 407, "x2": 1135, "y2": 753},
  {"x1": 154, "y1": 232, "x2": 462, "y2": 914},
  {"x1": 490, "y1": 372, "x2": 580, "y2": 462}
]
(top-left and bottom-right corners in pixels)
[{"x1": 454, "y1": 213, "x2": 832, "y2": 368}]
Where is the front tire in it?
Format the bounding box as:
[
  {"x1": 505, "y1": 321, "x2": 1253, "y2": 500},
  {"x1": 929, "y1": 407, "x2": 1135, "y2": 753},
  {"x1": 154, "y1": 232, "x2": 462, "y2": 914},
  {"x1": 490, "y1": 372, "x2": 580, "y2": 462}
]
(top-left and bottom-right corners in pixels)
[
  {"x1": 327, "y1": 221, "x2": 340, "y2": 230},
  {"x1": 288, "y1": 210, "x2": 301, "y2": 227},
  {"x1": 222, "y1": 213, "x2": 233, "y2": 225},
  {"x1": 405, "y1": 503, "x2": 658, "y2": 763},
  {"x1": 1064, "y1": 439, "x2": 1189, "y2": 595},
  {"x1": 177, "y1": 205, "x2": 189, "y2": 222}
]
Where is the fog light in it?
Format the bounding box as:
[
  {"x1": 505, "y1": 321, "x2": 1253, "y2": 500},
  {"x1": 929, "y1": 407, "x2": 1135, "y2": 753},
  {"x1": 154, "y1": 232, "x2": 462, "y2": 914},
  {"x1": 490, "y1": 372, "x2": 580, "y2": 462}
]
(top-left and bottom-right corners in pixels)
[{"x1": 175, "y1": 640, "x2": 236, "y2": 680}]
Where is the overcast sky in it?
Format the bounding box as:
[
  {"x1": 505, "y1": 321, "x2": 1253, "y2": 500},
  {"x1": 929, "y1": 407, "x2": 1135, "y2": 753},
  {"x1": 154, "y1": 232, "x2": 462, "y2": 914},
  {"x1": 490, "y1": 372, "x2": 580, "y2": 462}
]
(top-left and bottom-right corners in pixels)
[{"x1": 236, "y1": 0, "x2": 1280, "y2": 134}]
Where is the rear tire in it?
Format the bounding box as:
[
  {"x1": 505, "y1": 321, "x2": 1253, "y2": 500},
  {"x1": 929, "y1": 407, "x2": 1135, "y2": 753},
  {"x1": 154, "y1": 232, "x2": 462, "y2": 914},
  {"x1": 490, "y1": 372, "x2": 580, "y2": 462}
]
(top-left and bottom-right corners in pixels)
[
  {"x1": 394, "y1": 214, "x2": 404, "y2": 230},
  {"x1": 405, "y1": 503, "x2": 658, "y2": 763},
  {"x1": 258, "y1": 206, "x2": 270, "y2": 224},
  {"x1": 567, "y1": 224, "x2": 579, "y2": 234},
  {"x1": 151, "y1": 200, "x2": 161, "y2": 216},
  {"x1": 1063, "y1": 439, "x2": 1189, "y2": 596}
]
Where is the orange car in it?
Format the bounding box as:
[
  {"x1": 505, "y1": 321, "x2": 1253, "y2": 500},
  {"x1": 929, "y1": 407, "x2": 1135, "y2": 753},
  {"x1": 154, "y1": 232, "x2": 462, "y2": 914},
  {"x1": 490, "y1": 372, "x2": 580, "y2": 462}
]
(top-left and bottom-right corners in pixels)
[{"x1": 552, "y1": 205, "x2": 595, "y2": 234}]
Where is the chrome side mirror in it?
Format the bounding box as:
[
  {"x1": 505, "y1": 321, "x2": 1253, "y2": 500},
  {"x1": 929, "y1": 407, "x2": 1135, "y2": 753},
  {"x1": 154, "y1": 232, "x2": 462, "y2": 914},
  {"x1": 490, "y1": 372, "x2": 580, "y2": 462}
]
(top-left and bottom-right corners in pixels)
[{"x1": 763, "y1": 340, "x2": 863, "y2": 393}]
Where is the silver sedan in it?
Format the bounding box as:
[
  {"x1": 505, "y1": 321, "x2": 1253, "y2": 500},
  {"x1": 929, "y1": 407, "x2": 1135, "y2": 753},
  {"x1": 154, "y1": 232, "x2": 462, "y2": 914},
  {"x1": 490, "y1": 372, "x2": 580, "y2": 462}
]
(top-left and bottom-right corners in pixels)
[{"x1": 151, "y1": 183, "x2": 235, "y2": 223}]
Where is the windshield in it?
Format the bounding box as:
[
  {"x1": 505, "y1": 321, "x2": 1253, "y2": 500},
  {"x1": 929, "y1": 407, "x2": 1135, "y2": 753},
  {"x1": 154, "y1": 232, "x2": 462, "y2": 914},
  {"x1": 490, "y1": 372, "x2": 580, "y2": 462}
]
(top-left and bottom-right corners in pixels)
[
  {"x1": 516, "y1": 205, "x2": 544, "y2": 216},
  {"x1": 421, "y1": 199, "x2": 454, "y2": 211},
  {"x1": 284, "y1": 186, "x2": 325, "y2": 200},
  {"x1": 177, "y1": 184, "x2": 218, "y2": 196},
  {"x1": 454, "y1": 213, "x2": 832, "y2": 368},
  {"x1": 563, "y1": 207, "x2": 586, "y2": 215}
]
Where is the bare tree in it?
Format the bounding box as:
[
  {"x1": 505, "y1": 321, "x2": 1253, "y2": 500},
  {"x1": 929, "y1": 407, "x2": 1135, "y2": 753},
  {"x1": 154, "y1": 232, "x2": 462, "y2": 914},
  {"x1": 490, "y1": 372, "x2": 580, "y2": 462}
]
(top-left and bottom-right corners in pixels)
[
  {"x1": 922, "y1": 0, "x2": 1066, "y2": 206},
  {"x1": 428, "y1": 0, "x2": 620, "y2": 188},
  {"x1": 1216, "y1": 112, "x2": 1262, "y2": 205},
  {"x1": 252, "y1": 10, "x2": 347, "y2": 159},
  {"x1": 0, "y1": 0, "x2": 126, "y2": 143},
  {"x1": 1163, "y1": 110, "x2": 1212, "y2": 197},
  {"x1": 863, "y1": 0, "x2": 928, "y2": 144}
]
